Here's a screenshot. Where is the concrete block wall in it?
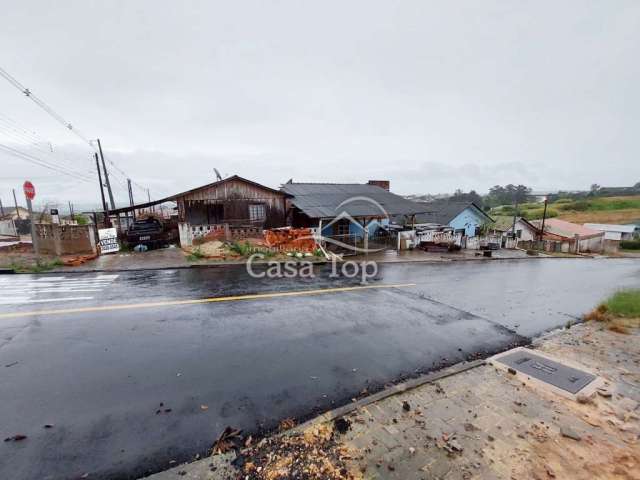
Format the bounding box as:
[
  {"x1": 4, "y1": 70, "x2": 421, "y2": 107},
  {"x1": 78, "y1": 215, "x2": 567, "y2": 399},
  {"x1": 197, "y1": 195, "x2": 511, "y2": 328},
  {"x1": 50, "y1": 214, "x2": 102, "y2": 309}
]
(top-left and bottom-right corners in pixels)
[{"x1": 35, "y1": 224, "x2": 96, "y2": 256}]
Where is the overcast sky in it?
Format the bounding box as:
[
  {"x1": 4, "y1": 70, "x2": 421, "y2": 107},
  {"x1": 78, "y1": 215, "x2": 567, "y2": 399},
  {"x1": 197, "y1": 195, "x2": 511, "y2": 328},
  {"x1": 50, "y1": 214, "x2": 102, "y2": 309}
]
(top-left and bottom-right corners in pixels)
[{"x1": 1, "y1": 0, "x2": 639, "y2": 211}]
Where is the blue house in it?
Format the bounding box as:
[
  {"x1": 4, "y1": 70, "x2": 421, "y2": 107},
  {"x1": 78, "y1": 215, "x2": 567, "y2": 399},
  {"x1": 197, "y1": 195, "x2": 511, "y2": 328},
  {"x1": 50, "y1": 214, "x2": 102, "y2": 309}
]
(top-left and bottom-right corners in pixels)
[{"x1": 413, "y1": 201, "x2": 493, "y2": 237}]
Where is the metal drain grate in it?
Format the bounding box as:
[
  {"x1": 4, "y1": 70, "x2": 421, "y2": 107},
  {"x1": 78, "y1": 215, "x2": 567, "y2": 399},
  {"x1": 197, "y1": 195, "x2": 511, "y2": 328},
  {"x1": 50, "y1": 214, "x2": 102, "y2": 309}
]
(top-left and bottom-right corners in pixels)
[{"x1": 496, "y1": 350, "x2": 596, "y2": 394}]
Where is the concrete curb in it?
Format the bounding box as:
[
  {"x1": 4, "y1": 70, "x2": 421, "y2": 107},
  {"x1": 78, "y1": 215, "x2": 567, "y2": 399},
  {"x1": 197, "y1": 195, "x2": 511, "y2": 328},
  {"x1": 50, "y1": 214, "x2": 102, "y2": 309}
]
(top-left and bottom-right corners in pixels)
[
  {"x1": 295, "y1": 359, "x2": 485, "y2": 430},
  {"x1": 142, "y1": 360, "x2": 485, "y2": 479},
  {"x1": 15, "y1": 253, "x2": 600, "y2": 275}
]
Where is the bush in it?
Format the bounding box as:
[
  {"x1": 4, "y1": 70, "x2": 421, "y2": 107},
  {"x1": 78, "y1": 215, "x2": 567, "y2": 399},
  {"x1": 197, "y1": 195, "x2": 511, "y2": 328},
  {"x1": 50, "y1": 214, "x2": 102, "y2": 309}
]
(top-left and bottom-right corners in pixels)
[
  {"x1": 521, "y1": 208, "x2": 558, "y2": 220},
  {"x1": 555, "y1": 200, "x2": 590, "y2": 211},
  {"x1": 496, "y1": 205, "x2": 515, "y2": 215},
  {"x1": 9, "y1": 257, "x2": 64, "y2": 273},
  {"x1": 186, "y1": 247, "x2": 205, "y2": 261},
  {"x1": 620, "y1": 240, "x2": 640, "y2": 250},
  {"x1": 518, "y1": 202, "x2": 542, "y2": 209},
  {"x1": 228, "y1": 241, "x2": 253, "y2": 256}
]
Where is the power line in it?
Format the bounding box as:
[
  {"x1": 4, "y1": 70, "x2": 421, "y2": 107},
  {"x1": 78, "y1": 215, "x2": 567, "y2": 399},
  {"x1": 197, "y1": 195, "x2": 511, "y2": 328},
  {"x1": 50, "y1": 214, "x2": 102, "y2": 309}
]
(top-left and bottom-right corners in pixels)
[
  {"x1": 0, "y1": 65, "x2": 154, "y2": 197},
  {"x1": 0, "y1": 121, "x2": 96, "y2": 176},
  {"x1": 0, "y1": 66, "x2": 94, "y2": 147},
  {"x1": 0, "y1": 143, "x2": 95, "y2": 183}
]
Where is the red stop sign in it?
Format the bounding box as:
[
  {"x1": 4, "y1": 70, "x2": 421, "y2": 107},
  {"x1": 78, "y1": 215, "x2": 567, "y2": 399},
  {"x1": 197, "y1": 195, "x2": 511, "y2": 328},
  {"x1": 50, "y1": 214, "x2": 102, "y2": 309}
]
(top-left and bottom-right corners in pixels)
[{"x1": 23, "y1": 181, "x2": 36, "y2": 200}]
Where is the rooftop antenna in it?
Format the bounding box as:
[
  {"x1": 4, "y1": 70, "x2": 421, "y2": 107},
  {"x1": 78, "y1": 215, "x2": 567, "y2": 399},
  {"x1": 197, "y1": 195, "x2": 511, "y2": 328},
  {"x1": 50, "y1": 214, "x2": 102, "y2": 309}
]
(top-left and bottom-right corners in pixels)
[{"x1": 214, "y1": 168, "x2": 222, "y2": 181}]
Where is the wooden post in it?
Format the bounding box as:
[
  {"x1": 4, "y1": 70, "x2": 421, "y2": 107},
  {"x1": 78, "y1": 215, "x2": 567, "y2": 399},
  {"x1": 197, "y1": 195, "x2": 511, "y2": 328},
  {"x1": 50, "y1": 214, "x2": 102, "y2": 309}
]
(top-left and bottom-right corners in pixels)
[
  {"x1": 25, "y1": 194, "x2": 38, "y2": 255},
  {"x1": 95, "y1": 152, "x2": 109, "y2": 227},
  {"x1": 97, "y1": 138, "x2": 116, "y2": 210},
  {"x1": 12, "y1": 189, "x2": 20, "y2": 219}
]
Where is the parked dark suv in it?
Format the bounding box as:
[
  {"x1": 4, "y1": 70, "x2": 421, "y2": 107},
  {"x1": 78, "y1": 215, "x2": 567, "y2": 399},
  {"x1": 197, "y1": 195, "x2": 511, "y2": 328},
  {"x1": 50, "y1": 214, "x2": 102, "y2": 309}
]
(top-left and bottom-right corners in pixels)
[{"x1": 126, "y1": 217, "x2": 172, "y2": 249}]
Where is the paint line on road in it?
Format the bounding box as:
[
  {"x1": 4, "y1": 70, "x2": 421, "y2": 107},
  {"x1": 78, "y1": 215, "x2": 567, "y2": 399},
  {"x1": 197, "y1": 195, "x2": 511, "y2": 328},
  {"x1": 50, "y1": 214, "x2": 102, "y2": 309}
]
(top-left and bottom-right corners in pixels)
[
  {"x1": 0, "y1": 283, "x2": 417, "y2": 319},
  {"x1": 0, "y1": 296, "x2": 95, "y2": 306}
]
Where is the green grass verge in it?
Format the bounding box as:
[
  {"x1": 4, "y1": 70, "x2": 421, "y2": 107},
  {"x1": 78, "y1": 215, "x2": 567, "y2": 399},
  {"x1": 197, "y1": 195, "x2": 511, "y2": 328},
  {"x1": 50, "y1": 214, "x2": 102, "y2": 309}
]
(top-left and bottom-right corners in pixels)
[
  {"x1": 605, "y1": 289, "x2": 640, "y2": 317},
  {"x1": 7, "y1": 257, "x2": 64, "y2": 273},
  {"x1": 491, "y1": 195, "x2": 640, "y2": 220}
]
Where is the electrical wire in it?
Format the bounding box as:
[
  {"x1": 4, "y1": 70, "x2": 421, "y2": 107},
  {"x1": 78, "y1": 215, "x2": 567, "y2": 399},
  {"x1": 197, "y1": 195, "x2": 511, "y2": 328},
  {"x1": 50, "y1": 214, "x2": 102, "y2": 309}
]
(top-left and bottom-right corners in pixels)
[
  {"x1": 0, "y1": 65, "x2": 154, "y2": 197},
  {"x1": 0, "y1": 119, "x2": 96, "y2": 176},
  {"x1": 0, "y1": 66, "x2": 94, "y2": 147},
  {"x1": 0, "y1": 143, "x2": 95, "y2": 183}
]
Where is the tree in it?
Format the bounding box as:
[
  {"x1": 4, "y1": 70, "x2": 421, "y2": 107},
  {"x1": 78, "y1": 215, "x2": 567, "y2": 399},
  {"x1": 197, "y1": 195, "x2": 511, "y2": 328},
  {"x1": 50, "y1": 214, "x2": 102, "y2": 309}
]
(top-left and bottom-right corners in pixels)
[
  {"x1": 485, "y1": 184, "x2": 531, "y2": 206},
  {"x1": 450, "y1": 189, "x2": 483, "y2": 207},
  {"x1": 590, "y1": 184, "x2": 601, "y2": 193}
]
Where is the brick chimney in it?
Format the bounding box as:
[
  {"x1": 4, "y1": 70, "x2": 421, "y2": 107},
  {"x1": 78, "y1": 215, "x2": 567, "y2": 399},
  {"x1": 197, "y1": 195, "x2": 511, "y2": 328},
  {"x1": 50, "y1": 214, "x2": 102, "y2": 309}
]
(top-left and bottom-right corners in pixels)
[{"x1": 368, "y1": 180, "x2": 390, "y2": 191}]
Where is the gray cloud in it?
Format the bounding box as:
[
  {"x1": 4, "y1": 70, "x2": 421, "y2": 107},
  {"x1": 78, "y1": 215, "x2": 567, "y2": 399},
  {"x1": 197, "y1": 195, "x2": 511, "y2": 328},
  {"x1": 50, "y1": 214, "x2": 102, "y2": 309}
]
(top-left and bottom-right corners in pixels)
[{"x1": 1, "y1": 0, "x2": 639, "y2": 211}]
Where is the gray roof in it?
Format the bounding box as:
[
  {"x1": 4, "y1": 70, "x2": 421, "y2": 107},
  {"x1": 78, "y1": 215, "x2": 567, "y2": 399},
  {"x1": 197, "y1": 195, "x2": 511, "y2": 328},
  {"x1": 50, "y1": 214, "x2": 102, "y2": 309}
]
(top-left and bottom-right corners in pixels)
[
  {"x1": 409, "y1": 200, "x2": 493, "y2": 225},
  {"x1": 583, "y1": 223, "x2": 637, "y2": 233},
  {"x1": 280, "y1": 183, "x2": 429, "y2": 219}
]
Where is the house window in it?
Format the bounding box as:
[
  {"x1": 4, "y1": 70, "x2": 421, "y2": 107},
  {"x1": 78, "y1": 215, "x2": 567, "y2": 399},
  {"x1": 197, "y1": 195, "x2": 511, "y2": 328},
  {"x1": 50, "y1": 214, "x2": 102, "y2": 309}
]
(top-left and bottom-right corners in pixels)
[
  {"x1": 249, "y1": 204, "x2": 266, "y2": 222},
  {"x1": 516, "y1": 229, "x2": 522, "y2": 238}
]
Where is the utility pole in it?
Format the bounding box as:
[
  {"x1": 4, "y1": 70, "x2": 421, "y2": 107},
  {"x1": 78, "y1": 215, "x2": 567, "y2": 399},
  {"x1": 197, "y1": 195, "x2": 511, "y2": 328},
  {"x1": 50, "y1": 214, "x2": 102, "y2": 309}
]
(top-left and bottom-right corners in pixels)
[
  {"x1": 127, "y1": 178, "x2": 136, "y2": 221},
  {"x1": 147, "y1": 188, "x2": 154, "y2": 213},
  {"x1": 68, "y1": 201, "x2": 74, "y2": 221},
  {"x1": 0, "y1": 198, "x2": 4, "y2": 217},
  {"x1": 539, "y1": 196, "x2": 549, "y2": 241},
  {"x1": 511, "y1": 195, "x2": 519, "y2": 240},
  {"x1": 95, "y1": 152, "x2": 109, "y2": 226},
  {"x1": 12, "y1": 189, "x2": 20, "y2": 219},
  {"x1": 96, "y1": 138, "x2": 116, "y2": 210}
]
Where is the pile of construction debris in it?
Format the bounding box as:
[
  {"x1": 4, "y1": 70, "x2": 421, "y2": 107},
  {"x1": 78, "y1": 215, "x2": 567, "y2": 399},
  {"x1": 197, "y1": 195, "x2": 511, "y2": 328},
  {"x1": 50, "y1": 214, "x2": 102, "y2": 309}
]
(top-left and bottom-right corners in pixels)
[
  {"x1": 264, "y1": 227, "x2": 317, "y2": 253},
  {"x1": 185, "y1": 227, "x2": 322, "y2": 260},
  {"x1": 212, "y1": 421, "x2": 361, "y2": 480}
]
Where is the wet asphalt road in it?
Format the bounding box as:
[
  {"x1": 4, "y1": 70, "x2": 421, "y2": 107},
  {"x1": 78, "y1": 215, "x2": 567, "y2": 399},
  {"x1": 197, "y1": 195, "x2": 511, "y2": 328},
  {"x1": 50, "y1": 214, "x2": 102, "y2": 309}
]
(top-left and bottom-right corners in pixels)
[{"x1": 1, "y1": 258, "x2": 638, "y2": 480}]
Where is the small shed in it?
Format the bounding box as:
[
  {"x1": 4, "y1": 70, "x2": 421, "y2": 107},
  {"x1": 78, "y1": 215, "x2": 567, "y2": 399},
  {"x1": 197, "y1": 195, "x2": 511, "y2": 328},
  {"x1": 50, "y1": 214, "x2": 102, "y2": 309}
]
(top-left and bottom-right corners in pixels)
[
  {"x1": 583, "y1": 223, "x2": 636, "y2": 241},
  {"x1": 584, "y1": 223, "x2": 637, "y2": 253}
]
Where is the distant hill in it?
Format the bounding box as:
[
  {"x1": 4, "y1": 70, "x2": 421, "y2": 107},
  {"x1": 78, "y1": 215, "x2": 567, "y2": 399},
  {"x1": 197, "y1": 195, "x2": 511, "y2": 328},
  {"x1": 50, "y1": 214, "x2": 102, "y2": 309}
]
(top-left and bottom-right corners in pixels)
[{"x1": 491, "y1": 196, "x2": 640, "y2": 225}]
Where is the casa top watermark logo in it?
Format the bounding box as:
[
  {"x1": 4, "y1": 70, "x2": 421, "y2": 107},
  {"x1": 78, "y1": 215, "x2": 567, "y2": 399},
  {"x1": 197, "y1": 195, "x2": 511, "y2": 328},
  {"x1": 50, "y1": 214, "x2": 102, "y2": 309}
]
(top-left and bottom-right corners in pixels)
[{"x1": 247, "y1": 196, "x2": 389, "y2": 281}]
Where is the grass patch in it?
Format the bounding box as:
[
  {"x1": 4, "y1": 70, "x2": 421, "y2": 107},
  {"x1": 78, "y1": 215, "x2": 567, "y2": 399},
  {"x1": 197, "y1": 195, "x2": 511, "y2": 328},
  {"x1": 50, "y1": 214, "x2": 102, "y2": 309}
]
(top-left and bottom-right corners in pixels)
[
  {"x1": 228, "y1": 241, "x2": 252, "y2": 257},
  {"x1": 8, "y1": 257, "x2": 64, "y2": 273},
  {"x1": 605, "y1": 289, "x2": 640, "y2": 317},
  {"x1": 553, "y1": 196, "x2": 640, "y2": 212},
  {"x1": 489, "y1": 203, "x2": 559, "y2": 220},
  {"x1": 227, "y1": 241, "x2": 279, "y2": 258},
  {"x1": 521, "y1": 207, "x2": 559, "y2": 220},
  {"x1": 491, "y1": 195, "x2": 640, "y2": 224},
  {"x1": 584, "y1": 289, "x2": 640, "y2": 334},
  {"x1": 186, "y1": 247, "x2": 205, "y2": 262}
]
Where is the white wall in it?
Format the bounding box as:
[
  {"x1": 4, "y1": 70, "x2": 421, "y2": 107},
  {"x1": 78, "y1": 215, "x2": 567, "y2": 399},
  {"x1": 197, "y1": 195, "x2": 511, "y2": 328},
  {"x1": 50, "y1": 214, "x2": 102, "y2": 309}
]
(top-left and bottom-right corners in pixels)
[
  {"x1": 515, "y1": 219, "x2": 537, "y2": 241},
  {"x1": 0, "y1": 219, "x2": 18, "y2": 237}
]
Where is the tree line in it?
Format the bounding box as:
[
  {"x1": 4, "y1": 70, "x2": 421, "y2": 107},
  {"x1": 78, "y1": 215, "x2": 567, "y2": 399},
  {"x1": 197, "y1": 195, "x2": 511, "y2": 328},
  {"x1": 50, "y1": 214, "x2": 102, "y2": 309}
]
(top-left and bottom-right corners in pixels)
[{"x1": 450, "y1": 184, "x2": 532, "y2": 209}]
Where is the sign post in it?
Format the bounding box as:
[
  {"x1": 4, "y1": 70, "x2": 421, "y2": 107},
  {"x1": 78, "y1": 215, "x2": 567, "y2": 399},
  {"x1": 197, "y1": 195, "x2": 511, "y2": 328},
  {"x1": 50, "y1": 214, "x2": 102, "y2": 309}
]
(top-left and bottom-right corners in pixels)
[
  {"x1": 50, "y1": 208, "x2": 60, "y2": 224},
  {"x1": 98, "y1": 227, "x2": 120, "y2": 254},
  {"x1": 23, "y1": 181, "x2": 37, "y2": 254}
]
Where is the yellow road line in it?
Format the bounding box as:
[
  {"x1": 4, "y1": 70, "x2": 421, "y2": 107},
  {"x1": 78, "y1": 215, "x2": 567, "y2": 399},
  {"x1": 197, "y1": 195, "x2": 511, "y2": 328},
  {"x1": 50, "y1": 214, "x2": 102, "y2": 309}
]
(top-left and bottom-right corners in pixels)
[{"x1": 0, "y1": 283, "x2": 416, "y2": 319}]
